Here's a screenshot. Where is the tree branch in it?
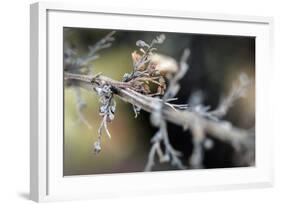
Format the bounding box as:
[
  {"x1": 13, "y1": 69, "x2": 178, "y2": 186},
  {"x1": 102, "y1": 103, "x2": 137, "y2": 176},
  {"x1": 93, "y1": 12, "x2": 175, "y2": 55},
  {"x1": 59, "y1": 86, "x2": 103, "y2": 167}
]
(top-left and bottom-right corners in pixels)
[{"x1": 64, "y1": 72, "x2": 253, "y2": 148}]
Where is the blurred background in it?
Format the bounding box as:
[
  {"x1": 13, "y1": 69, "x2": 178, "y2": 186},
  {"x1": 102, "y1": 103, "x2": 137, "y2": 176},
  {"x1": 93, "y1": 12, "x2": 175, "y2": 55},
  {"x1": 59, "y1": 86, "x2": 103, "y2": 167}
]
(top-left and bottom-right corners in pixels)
[{"x1": 63, "y1": 28, "x2": 255, "y2": 176}]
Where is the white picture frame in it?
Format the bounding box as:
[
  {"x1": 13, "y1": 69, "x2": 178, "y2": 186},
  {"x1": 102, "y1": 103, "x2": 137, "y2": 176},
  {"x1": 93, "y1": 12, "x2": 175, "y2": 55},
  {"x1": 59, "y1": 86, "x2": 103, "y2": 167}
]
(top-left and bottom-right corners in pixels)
[{"x1": 30, "y1": 2, "x2": 274, "y2": 202}]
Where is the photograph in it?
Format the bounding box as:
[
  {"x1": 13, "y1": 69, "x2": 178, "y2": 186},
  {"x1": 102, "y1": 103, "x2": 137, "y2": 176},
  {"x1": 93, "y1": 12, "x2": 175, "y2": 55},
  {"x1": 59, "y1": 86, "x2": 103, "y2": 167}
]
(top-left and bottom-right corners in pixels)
[{"x1": 63, "y1": 27, "x2": 255, "y2": 176}]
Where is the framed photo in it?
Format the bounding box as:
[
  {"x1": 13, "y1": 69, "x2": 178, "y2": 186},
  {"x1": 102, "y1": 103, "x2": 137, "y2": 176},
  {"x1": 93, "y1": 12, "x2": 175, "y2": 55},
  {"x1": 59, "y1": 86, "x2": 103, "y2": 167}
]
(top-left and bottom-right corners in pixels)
[{"x1": 30, "y1": 2, "x2": 274, "y2": 202}]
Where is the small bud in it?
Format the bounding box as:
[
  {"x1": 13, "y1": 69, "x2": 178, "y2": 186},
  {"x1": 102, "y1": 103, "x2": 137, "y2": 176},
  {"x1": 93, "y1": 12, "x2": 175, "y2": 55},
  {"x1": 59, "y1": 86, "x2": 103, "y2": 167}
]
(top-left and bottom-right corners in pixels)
[
  {"x1": 110, "y1": 105, "x2": 116, "y2": 113},
  {"x1": 107, "y1": 112, "x2": 115, "y2": 122},
  {"x1": 203, "y1": 138, "x2": 214, "y2": 150},
  {"x1": 136, "y1": 40, "x2": 148, "y2": 47},
  {"x1": 99, "y1": 105, "x2": 107, "y2": 114},
  {"x1": 93, "y1": 140, "x2": 101, "y2": 155},
  {"x1": 122, "y1": 73, "x2": 131, "y2": 82},
  {"x1": 95, "y1": 87, "x2": 103, "y2": 95},
  {"x1": 155, "y1": 34, "x2": 166, "y2": 44}
]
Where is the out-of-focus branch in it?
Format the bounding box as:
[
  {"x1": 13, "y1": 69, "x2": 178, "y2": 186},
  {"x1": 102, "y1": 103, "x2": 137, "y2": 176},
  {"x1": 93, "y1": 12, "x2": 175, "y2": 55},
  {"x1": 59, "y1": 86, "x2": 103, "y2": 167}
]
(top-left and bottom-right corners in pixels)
[
  {"x1": 210, "y1": 73, "x2": 252, "y2": 119},
  {"x1": 73, "y1": 87, "x2": 92, "y2": 129},
  {"x1": 144, "y1": 49, "x2": 190, "y2": 171}
]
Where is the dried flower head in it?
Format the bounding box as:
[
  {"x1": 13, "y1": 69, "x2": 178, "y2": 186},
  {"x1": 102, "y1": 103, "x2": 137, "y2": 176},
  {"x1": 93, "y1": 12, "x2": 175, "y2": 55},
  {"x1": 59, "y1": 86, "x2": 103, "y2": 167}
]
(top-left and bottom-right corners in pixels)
[{"x1": 122, "y1": 34, "x2": 171, "y2": 98}]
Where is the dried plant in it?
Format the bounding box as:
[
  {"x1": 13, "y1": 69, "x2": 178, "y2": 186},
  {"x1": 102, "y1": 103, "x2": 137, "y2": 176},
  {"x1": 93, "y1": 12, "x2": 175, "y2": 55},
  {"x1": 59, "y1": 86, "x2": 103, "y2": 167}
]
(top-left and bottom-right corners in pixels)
[
  {"x1": 64, "y1": 31, "x2": 255, "y2": 171},
  {"x1": 93, "y1": 84, "x2": 116, "y2": 154}
]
